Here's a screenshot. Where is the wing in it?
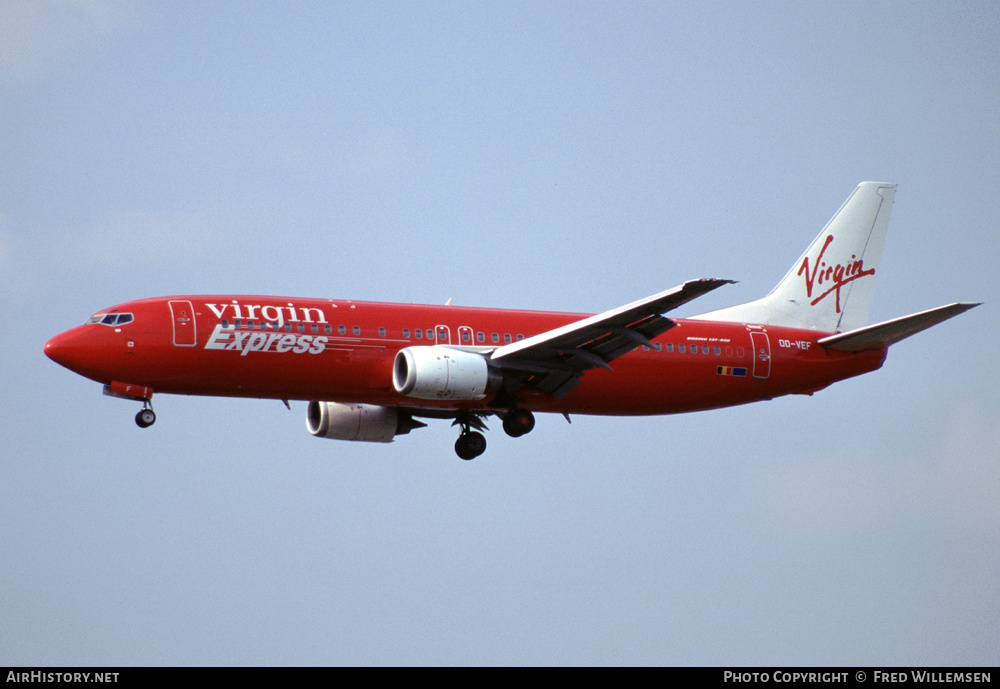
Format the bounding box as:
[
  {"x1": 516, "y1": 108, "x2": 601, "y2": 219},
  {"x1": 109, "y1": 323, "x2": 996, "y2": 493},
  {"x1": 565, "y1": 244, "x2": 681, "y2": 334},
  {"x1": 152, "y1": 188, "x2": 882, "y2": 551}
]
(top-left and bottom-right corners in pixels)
[{"x1": 489, "y1": 278, "x2": 734, "y2": 398}]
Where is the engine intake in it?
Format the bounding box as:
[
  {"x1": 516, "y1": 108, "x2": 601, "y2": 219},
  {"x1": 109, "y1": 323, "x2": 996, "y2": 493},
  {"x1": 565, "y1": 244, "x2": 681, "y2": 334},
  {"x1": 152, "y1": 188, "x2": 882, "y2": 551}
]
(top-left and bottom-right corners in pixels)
[{"x1": 393, "y1": 346, "x2": 500, "y2": 400}]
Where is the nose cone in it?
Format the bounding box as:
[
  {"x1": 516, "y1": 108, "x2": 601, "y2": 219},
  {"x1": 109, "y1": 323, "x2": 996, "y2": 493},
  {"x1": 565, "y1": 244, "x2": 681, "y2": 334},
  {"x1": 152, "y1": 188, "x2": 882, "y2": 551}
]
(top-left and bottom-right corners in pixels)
[{"x1": 45, "y1": 327, "x2": 105, "y2": 380}]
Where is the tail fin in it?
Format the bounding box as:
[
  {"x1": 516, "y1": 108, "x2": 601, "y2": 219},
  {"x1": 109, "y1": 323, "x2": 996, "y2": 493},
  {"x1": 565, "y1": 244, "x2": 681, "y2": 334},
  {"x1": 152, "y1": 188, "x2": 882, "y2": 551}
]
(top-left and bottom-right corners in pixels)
[{"x1": 695, "y1": 182, "x2": 896, "y2": 332}]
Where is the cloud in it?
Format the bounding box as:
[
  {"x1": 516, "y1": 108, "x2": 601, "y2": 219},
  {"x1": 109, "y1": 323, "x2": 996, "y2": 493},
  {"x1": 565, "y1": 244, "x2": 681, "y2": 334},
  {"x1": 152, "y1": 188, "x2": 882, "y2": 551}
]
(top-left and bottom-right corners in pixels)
[{"x1": 0, "y1": 0, "x2": 138, "y2": 82}]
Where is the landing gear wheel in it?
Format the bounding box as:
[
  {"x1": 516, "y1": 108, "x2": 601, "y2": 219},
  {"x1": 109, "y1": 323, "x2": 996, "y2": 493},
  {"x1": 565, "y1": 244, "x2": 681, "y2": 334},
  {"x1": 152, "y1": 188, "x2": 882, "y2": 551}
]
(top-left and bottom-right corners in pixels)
[
  {"x1": 135, "y1": 408, "x2": 156, "y2": 428},
  {"x1": 503, "y1": 409, "x2": 535, "y2": 438},
  {"x1": 455, "y1": 431, "x2": 487, "y2": 460}
]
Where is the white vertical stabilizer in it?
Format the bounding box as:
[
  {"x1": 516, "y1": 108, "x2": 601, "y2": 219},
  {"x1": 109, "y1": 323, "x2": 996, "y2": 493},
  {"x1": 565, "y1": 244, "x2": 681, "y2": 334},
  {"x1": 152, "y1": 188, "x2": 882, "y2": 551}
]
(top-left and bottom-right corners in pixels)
[{"x1": 693, "y1": 182, "x2": 896, "y2": 332}]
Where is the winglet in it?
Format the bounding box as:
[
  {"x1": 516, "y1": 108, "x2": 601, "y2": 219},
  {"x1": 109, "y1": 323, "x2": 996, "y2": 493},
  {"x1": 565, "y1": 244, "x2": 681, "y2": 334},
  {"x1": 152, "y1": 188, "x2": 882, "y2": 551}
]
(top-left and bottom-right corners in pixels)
[{"x1": 818, "y1": 302, "x2": 980, "y2": 352}]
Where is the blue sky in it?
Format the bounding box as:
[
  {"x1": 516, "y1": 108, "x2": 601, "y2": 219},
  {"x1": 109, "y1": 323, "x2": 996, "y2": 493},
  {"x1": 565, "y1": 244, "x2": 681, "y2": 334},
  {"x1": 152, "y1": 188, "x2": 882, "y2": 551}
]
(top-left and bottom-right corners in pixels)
[{"x1": 2, "y1": 1, "x2": 997, "y2": 665}]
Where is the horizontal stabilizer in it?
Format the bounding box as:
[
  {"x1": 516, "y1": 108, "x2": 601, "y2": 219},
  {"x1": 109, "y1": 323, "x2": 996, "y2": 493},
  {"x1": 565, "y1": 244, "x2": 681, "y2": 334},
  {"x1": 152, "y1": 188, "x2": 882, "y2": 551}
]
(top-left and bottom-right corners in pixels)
[{"x1": 817, "y1": 303, "x2": 980, "y2": 352}]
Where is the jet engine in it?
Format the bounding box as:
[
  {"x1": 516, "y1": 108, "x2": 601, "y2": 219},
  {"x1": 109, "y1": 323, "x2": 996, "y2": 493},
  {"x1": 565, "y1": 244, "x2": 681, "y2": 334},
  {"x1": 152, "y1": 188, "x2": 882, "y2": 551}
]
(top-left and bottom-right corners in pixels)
[
  {"x1": 306, "y1": 401, "x2": 424, "y2": 443},
  {"x1": 392, "y1": 346, "x2": 501, "y2": 400}
]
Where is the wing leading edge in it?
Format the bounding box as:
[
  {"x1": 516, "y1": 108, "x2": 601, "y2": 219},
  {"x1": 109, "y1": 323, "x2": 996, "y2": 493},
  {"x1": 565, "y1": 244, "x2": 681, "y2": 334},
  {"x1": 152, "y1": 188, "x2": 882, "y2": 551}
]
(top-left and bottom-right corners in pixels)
[{"x1": 489, "y1": 279, "x2": 734, "y2": 398}]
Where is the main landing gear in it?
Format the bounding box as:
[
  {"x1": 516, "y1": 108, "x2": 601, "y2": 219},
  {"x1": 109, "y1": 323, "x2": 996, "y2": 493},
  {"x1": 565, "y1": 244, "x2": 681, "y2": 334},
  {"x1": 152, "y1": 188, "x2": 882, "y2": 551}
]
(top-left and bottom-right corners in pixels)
[
  {"x1": 455, "y1": 430, "x2": 487, "y2": 460},
  {"x1": 452, "y1": 409, "x2": 536, "y2": 460},
  {"x1": 502, "y1": 408, "x2": 535, "y2": 438}
]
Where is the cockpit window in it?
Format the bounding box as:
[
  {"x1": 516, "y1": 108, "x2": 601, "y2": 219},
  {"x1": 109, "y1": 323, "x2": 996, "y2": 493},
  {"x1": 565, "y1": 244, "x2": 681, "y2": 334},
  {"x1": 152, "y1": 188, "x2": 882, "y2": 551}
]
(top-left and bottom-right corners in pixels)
[{"x1": 86, "y1": 313, "x2": 134, "y2": 326}]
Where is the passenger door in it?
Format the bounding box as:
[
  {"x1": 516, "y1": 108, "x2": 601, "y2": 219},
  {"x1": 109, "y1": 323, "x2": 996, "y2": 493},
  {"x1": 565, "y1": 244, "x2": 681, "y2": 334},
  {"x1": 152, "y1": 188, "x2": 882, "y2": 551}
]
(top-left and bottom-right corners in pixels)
[
  {"x1": 750, "y1": 331, "x2": 771, "y2": 379},
  {"x1": 169, "y1": 300, "x2": 197, "y2": 347}
]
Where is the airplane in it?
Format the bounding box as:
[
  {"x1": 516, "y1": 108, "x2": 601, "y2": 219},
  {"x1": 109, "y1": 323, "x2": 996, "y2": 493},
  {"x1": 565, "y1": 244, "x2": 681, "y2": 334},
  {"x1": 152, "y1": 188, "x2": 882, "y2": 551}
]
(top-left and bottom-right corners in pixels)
[{"x1": 45, "y1": 182, "x2": 978, "y2": 459}]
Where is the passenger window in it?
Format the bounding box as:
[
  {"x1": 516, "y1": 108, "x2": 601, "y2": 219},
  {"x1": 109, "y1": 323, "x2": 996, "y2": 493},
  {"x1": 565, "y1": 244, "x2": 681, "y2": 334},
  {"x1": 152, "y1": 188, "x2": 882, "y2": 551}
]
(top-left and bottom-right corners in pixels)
[
  {"x1": 339, "y1": 325, "x2": 346, "y2": 335},
  {"x1": 678, "y1": 344, "x2": 686, "y2": 353},
  {"x1": 415, "y1": 329, "x2": 423, "y2": 339},
  {"x1": 325, "y1": 325, "x2": 332, "y2": 334},
  {"x1": 477, "y1": 332, "x2": 485, "y2": 343},
  {"x1": 297, "y1": 323, "x2": 305, "y2": 333},
  {"x1": 702, "y1": 345, "x2": 709, "y2": 354},
  {"x1": 403, "y1": 328, "x2": 410, "y2": 338},
  {"x1": 353, "y1": 326, "x2": 360, "y2": 336},
  {"x1": 461, "y1": 331, "x2": 470, "y2": 343},
  {"x1": 517, "y1": 334, "x2": 524, "y2": 341},
  {"x1": 285, "y1": 323, "x2": 293, "y2": 332},
  {"x1": 492, "y1": 333, "x2": 499, "y2": 344},
  {"x1": 666, "y1": 343, "x2": 673, "y2": 353},
  {"x1": 714, "y1": 346, "x2": 721, "y2": 355},
  {"x1": 378, "y1": 327, "x2": 386, "y2": 337},
  {"x1": 311, "y1": 324, "x2": 319, "y2": 334},
  {"x1": 504, "y1": 334, "x2": 512, "y2": 343},
  {"x1": 427, "y1": 330, "x2": 435, "y2": 340}
]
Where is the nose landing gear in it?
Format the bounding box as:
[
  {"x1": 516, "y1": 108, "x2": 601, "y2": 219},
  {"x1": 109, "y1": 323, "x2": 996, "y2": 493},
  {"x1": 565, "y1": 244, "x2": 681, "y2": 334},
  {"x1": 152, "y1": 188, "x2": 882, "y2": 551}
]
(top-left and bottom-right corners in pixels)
[
  {"x1": 135, "y1": 402, "x2": 156, "y2": 428},
  {"x1": 103, "y1": 382, "x2": 156, "y2": 429}
]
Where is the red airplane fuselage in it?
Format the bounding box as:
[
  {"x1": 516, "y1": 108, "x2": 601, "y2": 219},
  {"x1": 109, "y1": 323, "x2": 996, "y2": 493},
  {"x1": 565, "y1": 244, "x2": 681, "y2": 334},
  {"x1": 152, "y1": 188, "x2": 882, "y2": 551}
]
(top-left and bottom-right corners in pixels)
[
  {"x1": 45, "y1": 295, "x2": 886, "y2": 417},
  {"x1": 43, "y1": 184, "x2": 978, "y2": 459}
]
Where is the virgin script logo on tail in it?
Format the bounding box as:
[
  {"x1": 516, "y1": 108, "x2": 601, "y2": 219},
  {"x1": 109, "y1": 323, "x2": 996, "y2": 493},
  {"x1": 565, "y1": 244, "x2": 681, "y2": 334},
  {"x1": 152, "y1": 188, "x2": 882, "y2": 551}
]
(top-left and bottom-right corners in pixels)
[{"x1": 797, "y1": 235, "x2": 875, "y2": 313}]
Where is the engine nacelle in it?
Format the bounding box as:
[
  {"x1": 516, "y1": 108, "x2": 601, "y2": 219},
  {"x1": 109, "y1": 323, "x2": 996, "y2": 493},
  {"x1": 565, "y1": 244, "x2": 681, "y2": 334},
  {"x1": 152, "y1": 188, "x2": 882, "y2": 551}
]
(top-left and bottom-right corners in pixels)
[
  {"x1": 306, "y1": 401, "x2": 400, "y2": 443},
  {"x1": 392, "y1": 346, "x2": 501, "y2": 400}
]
